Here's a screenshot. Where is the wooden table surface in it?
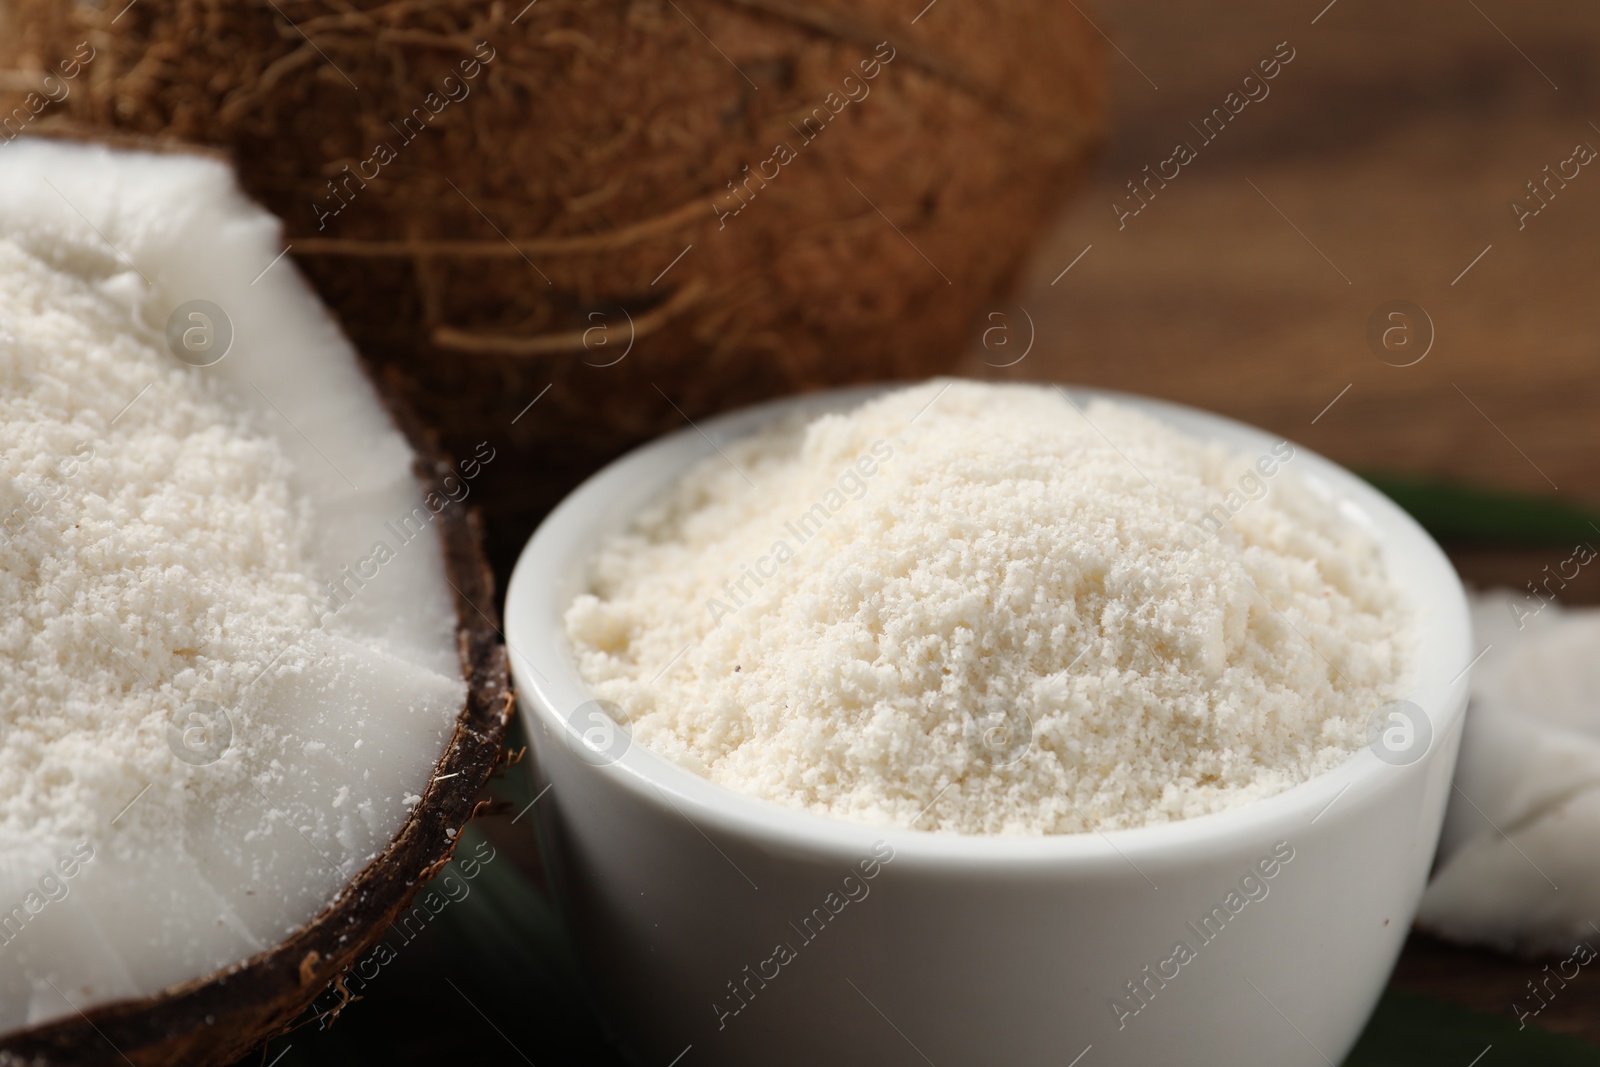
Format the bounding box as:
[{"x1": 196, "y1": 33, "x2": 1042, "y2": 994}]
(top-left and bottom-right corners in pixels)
[
  {"x1": 948, "y1": 0, "x2": 1600, "y2": 1045},
  {"x1": 961, "y1": 0, "x2": 1600, "y2": 503}
]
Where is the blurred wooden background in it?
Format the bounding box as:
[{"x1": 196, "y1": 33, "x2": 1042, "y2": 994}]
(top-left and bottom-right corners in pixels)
[{"x1": 965, "y1": 0, "x2": 1598, "y2": 507}]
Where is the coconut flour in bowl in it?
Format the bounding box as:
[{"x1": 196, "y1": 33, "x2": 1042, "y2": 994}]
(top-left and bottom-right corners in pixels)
[{"x1": 564, "y1": 380, "x2": 1413, "y2": 835}]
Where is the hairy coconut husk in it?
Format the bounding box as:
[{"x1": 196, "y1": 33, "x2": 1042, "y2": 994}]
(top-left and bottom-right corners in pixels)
[
  {"x1": 0, "y1": 372, "x2": 513, "y2": 1067},
  {"x1": 0, "y1": 0, "x2": 1104, "y2": 564}
]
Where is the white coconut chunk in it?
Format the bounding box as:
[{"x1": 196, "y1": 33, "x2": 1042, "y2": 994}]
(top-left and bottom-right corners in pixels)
[{"x1": 1418, "y1": 591, "x2": 1600, "y2": 953}]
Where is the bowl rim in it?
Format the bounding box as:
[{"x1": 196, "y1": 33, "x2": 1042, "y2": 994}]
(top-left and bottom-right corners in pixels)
[{"x1": 505, "y1": 381, "x2": 1474, "y2": 868}]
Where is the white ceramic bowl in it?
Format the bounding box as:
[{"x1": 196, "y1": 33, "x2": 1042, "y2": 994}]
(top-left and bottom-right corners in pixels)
[{"x1": 505, "y1": 384, "x2": 1472, "y2": 1067}]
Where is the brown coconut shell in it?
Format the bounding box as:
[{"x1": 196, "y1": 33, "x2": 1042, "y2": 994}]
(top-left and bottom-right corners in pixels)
[
  {"x1": 0, "y1": 363, "x2": 513, "y2": 1067},
  {"x1": 0, "y1": 0, "x2": 1105, "y2": 568}
]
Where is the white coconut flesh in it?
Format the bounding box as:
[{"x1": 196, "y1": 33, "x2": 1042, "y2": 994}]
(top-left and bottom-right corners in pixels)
[{"x1": 0, "y1": 139, "x2": 466, "y2": 1032}]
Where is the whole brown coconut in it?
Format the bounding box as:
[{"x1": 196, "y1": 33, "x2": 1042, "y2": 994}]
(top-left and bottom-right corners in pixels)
[{"x1": 0, "y1": 0, "x2": 1103, "y2": 564}]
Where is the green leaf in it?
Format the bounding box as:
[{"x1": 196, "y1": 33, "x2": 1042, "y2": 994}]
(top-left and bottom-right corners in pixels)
[
  {"x1": 1344, "y1": 990, "x2": 1600, "y2": 1065},
  {"x1": 1359, "y1": 473, "x2": 1600, "y2": 546}
]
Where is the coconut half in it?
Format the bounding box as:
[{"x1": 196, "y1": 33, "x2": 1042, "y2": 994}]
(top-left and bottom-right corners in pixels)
[{"x1": 0, "y1": 137, "x2": 508, "y2": 1065}]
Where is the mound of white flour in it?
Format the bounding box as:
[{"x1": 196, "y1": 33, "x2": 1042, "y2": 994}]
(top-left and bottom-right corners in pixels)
[
  {"x1": 0, "y1": 234, "x2": 321, "y2": 842},
  {"x1": 566, "y1": 381, "x2": 1411, "y2": 834}
]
